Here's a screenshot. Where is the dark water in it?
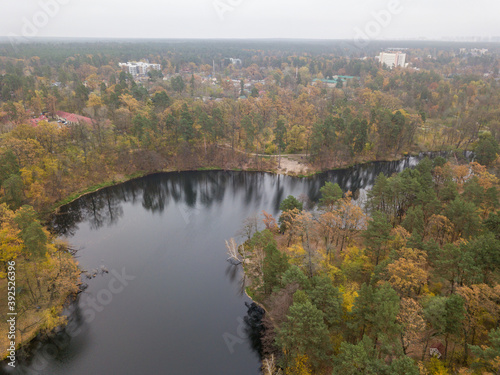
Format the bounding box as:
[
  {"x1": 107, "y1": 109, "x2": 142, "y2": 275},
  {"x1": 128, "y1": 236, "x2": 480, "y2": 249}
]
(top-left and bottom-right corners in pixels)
[{"x1": 3, "y1": 155, "x2": 434, "y2": 375}]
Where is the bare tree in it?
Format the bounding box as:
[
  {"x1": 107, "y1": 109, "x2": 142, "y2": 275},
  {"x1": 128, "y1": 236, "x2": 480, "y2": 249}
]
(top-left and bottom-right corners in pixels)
[
  {"x1": 262, "y1": 354, "x2": 282, "y2": 375},
  {"x1": 225, "y1": 238, "x2": 243, "y2": 265},
  {"x1": 237, "y1": 213, "x2": 259, "y2": 241}
]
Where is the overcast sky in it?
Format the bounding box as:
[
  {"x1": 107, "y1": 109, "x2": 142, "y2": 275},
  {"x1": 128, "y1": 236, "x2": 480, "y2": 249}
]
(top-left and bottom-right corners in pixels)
[{"x1": 1, "y1": 0, "x2": 498, "y2": 41}]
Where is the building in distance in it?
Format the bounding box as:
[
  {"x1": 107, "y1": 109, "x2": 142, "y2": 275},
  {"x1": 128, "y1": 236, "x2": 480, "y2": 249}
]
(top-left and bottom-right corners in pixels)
[
  {"x1": 119, "y1": 61, "x2": 161, "y2": 77},
  {"x1": 459, "y1": 48, "x2": 489, "y2": 56},
  {"x1": 55, "y1": 111, "x2": 93, "y2": 125},
  {"x1": 221, "y1": 58, "x2": 242, "y2": 68},
  {"x1": 312, "y1": 75, "x2": 359, "y2": 88},
  {"x1": 376, "y1": 51, "x2": 408, "y2": 69}
]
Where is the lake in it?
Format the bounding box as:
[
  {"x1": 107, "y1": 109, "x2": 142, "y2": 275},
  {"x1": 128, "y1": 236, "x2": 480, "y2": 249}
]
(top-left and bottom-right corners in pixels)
[{"x1": 4, "y1": 154, "x2": 430, "y2": 375}]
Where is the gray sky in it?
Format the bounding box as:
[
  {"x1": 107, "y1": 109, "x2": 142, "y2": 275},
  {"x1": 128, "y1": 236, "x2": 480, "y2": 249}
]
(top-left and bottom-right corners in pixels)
[{"x1": 1, "y1": 0, "x2": 498, "y2": 40}]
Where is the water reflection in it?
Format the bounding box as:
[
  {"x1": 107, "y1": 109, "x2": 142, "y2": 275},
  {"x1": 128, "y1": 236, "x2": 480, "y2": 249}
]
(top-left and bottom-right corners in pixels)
[
  {"x1": 12, "y1": 153, "x2": 461, "y2": 375},
  {"x1": 7, "y1": 292, "x2": 89, "y2": 374},
  {"x1": 244, "y1": 302, "x2": 266, "y2": 359},
  {"x1": 51, "y1": 154, "x2": 441, "y2": 236}
]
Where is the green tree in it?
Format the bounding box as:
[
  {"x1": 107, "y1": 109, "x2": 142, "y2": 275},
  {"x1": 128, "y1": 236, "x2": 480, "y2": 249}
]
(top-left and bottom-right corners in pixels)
[
  {"x1": 13, "y1": 205, "x2": 38, "y2": 232},
  {"x1": 274, "y1": 117, "x2": 287, "y2": 168},
  {"x1": 350, "y1": 283, "x2": 401, "y2": 349},
  {"x1": 249, "y1": 229, "x2": 276, "y2": 250},
  {"x1": 363, "y1": 211, "x2": 392, "y2": 266},
  {"x1": 281, "y1": 265, "x2": 311, "y2": 290},
  {"x1": 263, "y1": 243, "x2": 289, "y2": 295},
  {"x1": 474, "y1": 134, "x2": 499, "y2": 166},
  {"x1": 241, "y1": 115, "x2": 255, "y2": 150},
  {"x1": 416, "y1": 188, "x2": 441, "y2": 224},
  {"x1": 279, "y1": 195, "x2": 303, "y2": 212},
  {"x1": 444, "y1": 197, "x2": 481, "y2": 241},
  {"x1": 463, "y1": 177, "x2": 485, "y2": 208},
  {"x1": 333, "y1": 335, "x2": 387, "y2": 375},
  {"x1": 318, "y1": 182, "x2": 343, "y2": 210},
  {"x1": 22, "y1": 221, "x2": 47, "y2": 258},
  {"x1": 402, "y1": 205, "x2": 425, "y2": 235},
  {"x1": 460, "y1": 233, "x2": 500, "y2": 285},
  {"x1": 2, "y1": 175, "x2": 24, "y2": 209},
  {"x1": 179, "y1": 104, "x2": 195, "y2": 141},
  {"x1": 277, "y1": 297, "x2": 331, "y2": 371},
  {"x1": 307, "y1": 274, "x2": 343, "y2": 330},
  {"x1": 434, "y1": 243, "x2": 469, "y2": 291},
  {"x1": 190, "y1": 74, "x2": 195, "y2": 96},
  {"x1": 485, "y1": 212, "x2": 500, "y2": 239},
  {"x1": 152, "y1": 91, "x2": 171, "y2": 112},
  {"x1": 388, "y1": 356, "x2": 419, "y2": 375},
  {"x1": 171, "y1": 76, "x2": 185, "y2": 93},
  {"x1": 415, "y1": 157, "x2": 434, "y2": 191},
  {"x1": 353, "y1": 119, "x2": 368, "y2": 153},
  {"x1": 132, "y1": 114, "x2": 152, "y2": 139},
  {"x1": 0, "y1": 150, "x2": 20, "y2": 186},
  {"x1": 278, "y1": 195, "x2": 303, "y2": 232},
  {"x1": 367, "y1": 173, "x2": 389, "y2": 215},
  {"x1": 470, "y1": 328, "x2": 500, "y2": 373},
  {"x1": 423, "y1": 294, "x2": 464, "y2": 359}
]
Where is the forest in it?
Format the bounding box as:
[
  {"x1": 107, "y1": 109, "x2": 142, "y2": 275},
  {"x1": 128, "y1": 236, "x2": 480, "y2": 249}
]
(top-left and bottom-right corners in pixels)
[
  {"x1": 236, "y1": 158, "x2": 500, "y2": 374},
  {"x1": 0, "y1": 39, "x2": 500, "y2": 372},
  {"x1": 0, "y1": 40, "x2": 499, "y2": 212}
]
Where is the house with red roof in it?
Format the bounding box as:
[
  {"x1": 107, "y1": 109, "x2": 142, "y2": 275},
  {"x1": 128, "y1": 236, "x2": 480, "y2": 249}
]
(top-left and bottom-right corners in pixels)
[
  {"x1": 29, "y1": 115, "x2": 49, "y2": 127},
  {"x1": 55, "y1": 111, "x2": 93, "y2": 125},
  {"x1": 429, "y1": 341, "x2": 445, "y2": 358}
]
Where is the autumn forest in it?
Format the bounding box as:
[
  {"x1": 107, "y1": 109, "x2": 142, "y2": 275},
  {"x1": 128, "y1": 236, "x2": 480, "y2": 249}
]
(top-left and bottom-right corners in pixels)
[{"x1": 1, "y1": 39, "x2": 500, "y2": 374}]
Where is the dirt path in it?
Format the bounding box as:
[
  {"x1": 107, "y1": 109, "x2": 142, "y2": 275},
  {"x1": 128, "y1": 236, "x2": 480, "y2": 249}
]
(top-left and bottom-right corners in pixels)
[
  {"x1": 216, "y1": 144, "x2": 310, "y2": 175},
  {"x1": 276, "y1": 155, "x2": 310, "y2": 175}
]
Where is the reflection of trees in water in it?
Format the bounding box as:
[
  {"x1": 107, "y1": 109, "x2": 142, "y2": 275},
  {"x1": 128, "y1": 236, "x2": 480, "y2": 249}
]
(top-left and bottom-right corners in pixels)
[
  {"x1": 199, "y1": 173, "x2": 225, "y2": 206},
  {"x1": 304, "y1": 159, "x2": 409, "y2": 202},
  {"x1": 51, "y1": 187, "x2": 124, "y2": 236},
  {"x1": 244, "y1": 302, "x2": 266, "y2": 359},
  {"x1": 86, "y1": 189, "x2": 123, "y2": 230},
  {"x1": 225, "y1": 262, "x2": 247, "y2": 296},
  {"x1": 50, "y1": 155, "x2": 435, "y2": 237},
  {"x1": 50, "y1": 171, "x2": 255, "y2": 236},
  {"x1": 50, "y1": 203, "x2": 84, "y2": 237},
  {"x1": 271, "y1": 174, "x2": 285, "y2": 213},
  {"x1": 141, "y1": 176, "x2": 169, "y2": 212},
  {"x1": 15, "y1": 294, "x2": 88, "y2": 368}
]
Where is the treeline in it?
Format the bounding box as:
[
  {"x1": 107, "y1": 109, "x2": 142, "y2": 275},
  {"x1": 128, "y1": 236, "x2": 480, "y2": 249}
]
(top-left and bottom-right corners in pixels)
[
  {"x1": 1, "y1": 42, "x2": 499, "y2": 172},
  {"x1": 0, "y1": 202, "x2": 80, "y2": 355},
  {"x1": 0, "y1": 119, "x2": 81, "y2": 355},
  {"x1": 239, "y1": 157, "x2": 500, "y2": 374},
  {"x1": 0, "y1": 41, "x2": 499, "y2": 365}
]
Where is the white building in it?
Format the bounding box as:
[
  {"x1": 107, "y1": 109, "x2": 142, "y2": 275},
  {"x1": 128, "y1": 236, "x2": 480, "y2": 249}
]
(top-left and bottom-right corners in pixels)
[
  {"x1": 377, "y1": 52, "x2": 407, "y2": 69},
  {"x1": 471, "y1": 48, "x2": 489, "y2": 56},
  {"x1": 119, "y1": 61, "x2": 161, "y2": 76}
]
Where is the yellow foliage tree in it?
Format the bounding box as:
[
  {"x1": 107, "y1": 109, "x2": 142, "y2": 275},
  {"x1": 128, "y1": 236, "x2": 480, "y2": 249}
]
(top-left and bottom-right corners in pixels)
[
  {"x1": 387, "y1": 247, "x2": 428, "y2": 297},
  {"x1": 285, "y1": 354, "x2": 313, "y2": 375}
]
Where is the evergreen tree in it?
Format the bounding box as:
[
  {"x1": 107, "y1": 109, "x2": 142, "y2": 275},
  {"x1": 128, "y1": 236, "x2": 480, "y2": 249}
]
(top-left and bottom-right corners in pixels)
[{"x1": 277, "y1": 298, "x2": 331, "y2": 371}]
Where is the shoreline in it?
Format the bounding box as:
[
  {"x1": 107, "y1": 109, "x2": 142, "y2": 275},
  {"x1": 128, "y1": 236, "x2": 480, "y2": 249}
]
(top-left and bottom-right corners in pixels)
[
  {"x1": 49, "y1": 147, "x2": 459, "y2": 214},
  {"x1": 3, "y1": 148, "x2": 461, "y2": 364}
]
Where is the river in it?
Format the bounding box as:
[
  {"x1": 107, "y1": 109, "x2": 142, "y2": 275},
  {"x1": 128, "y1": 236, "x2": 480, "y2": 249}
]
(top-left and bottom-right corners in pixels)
[{"x1": 4, "y1": 154, "x2": 438, "y2": 375}]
